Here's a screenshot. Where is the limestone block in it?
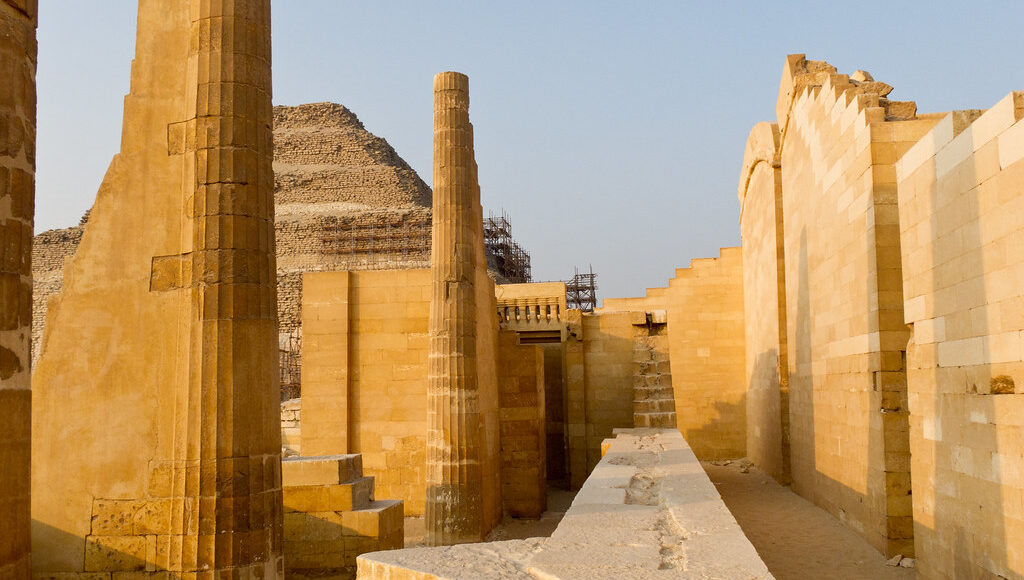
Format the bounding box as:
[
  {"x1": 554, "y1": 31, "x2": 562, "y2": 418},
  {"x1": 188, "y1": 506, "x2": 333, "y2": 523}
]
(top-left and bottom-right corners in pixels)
[
  {"x1": 283, "y1": 477, "x2": 375, "y2": 513},
  {"x1": 84, "y1": 536, "x2": 147, "y2": 572},
  {"x1": 283, "y1": 455, "x2": 362, "y2": 486}
]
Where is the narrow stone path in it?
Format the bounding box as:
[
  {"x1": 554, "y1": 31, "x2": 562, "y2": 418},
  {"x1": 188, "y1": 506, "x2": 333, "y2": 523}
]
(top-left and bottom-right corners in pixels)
[{"x1": 703, "y1": 462, "x2": 915, "y2": 580}]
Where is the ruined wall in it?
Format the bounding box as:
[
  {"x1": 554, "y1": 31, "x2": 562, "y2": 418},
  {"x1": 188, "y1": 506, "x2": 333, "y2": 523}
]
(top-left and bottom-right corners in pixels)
[
  {"x1": 0, "y1": 0, "x2": 36, "y2": 576},
  {"x1": 777, "y1": 55, "x2": 940, "y2": 557},
  {"x1": 896, "y1": 94, "x2": 1024, "y2": 579},
  {"x1": 300, "y1": 270, "x2": 431, "y2": 515},
  {"x1": 738, "y1": 122, "x2": 790, "y2": 482},
  {"x1": 32, "y1": 1, "x2": 283, "y2": 575},
  {"x1": 496, "y1": 331, "x2": 546, "y2": 518}
]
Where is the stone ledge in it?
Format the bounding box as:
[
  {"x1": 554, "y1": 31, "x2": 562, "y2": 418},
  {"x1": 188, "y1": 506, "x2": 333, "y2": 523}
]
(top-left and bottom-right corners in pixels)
[{"x1": 357, "y1": 428, "x2": 773, "y2": 579}]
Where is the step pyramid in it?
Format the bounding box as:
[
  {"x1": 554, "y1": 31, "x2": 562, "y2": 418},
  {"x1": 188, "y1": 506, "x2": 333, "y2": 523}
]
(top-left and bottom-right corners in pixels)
[{"x1": 283, "y1": 454, "x2": 404, "y2": 578}]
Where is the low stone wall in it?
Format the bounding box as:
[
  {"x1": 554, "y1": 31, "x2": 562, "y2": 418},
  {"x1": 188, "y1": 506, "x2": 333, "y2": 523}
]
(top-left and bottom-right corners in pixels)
[{"x1": 356, "y1": 429, "x2": 772, "y2": 579}]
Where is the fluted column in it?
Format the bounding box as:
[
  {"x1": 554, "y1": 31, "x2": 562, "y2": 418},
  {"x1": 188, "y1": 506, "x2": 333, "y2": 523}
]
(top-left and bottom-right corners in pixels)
[
  {"x1": 425, "y1": 71, "x2": 483, "y2": 546},
  {"x1": 0, "y1": 1, "x2": 36, "y2": 577},
  {"x1": 169, "y1": 0, "x2": 282, "y2": 575}
]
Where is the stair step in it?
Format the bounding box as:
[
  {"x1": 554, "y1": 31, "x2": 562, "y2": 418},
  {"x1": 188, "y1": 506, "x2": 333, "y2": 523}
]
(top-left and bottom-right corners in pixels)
[
  {"x1": 284, "y1": 476, "x2": 375, "y2": 513},
  {"x1": 283, "y1": 454, "x2": 363, "y2": 486}
]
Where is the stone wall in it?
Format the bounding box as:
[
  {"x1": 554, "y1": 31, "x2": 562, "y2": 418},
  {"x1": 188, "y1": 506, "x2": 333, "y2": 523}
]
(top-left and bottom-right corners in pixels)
[
  {"x1": 0, "y1": 0, "x2": 36, "y2": 577},
  {"x1": 896, "y1": 93, "x2": 1024, "y2": 579},
  {"x1": 776, "y1": 55, "x2": 940, "y2": 557},
  {"x1": 597, "y1": 248, "x2": 748, "y2": 461},
  {"x1": 496, "y1": 331, "x2": 546, "y2": 518},
  {"x1": 298, "y1": 265, "x2": 502, "y2": 528},
  {"x1": 664, "y1": 249, "x2": 746, "y2": 460},
  {"x1": 738, "y1": 122, "x2": 790, "y2": 483},
  {"x1": 579, "y1": 311, "x2": 635, "y2": 474},
  {"x1": 300, "y1": 269, "x2": 432, "y2": 515}
]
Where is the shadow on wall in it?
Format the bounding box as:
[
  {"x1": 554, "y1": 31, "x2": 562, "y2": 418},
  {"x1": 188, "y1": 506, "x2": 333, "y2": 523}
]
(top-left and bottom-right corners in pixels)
[
  {"x1": 682, "y1": 395, "x2": 748, "y2": 461},
  {"x1": 581, "y1": 323, "x2": 635, "y2": 475},
  {"x1": 746, "y1": 348, "x2": 789, "y2": 483},
  {"x1": 32, "y1": 521, "x2": 145, "y2": 574},
  {"x1": 782, "y1": 226, "x2": 897, "y2": 553}
]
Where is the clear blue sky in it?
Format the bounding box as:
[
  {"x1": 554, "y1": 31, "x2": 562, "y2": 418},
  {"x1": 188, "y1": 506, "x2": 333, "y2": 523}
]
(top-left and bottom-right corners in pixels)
[{"x1": 36, "y1": 1, "x2": 1023, "y2": 300}]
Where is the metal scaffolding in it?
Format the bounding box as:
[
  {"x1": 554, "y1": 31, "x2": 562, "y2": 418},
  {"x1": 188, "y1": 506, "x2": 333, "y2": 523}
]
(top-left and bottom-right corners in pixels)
[
  {"x1": 279, "y1": 331, "x2": 302, "y2": 401},
  {"x1": 318, "y1": 209, "x2": 532, "y2": 281},
  {"x1": 483, "y1": 210, "x2": 532, "y2": 283},
  {"x1": 566, "y1": 265, "x2": 598, "y2": 312},
  {"x1": 321, "y1": 213, "x2": 432, "y2": 269}
]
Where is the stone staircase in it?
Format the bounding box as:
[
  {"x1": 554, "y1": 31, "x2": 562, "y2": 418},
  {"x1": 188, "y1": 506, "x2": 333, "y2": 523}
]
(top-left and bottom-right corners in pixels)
[
  {"x1": 631, "y1": 311, "x2": 678, "y2": 428},
  {"x1": 283, "y1": 454, "x2": 404, "y2": 579}
]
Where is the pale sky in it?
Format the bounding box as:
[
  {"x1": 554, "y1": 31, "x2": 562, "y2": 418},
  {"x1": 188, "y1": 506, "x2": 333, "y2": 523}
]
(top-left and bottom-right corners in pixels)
[{"x1": 36, "y1": 1, "x2": 1024, "y2": 300}]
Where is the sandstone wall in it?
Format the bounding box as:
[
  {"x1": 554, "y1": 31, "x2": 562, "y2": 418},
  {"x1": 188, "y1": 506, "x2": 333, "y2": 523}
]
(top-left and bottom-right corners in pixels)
[
  {"x1": 0, "y1": 0, "x2": 36, "y2": 576},
  {"x1": 665, "y1": 249, "x2": 746, "y2": 460},
  {"x1": 595, "y1": 248, "x2": 747, "y2": 461},
  {"x1": 777, "y1": 55, "x2": 939, "y2": 557},
  {"x1": 496, "y1": 331, "x2": 546, "y2": 518},
  {"x1": 580, "y1": 311, "x2": 635, "y2": 473},
  {"x1": 738, "y1": 122, "x2": 790, "y2": 482},
  {"x1": 896, "y1": 93, "x2": 1024, "y2": 579},
  {"x1": 300, "y1": 270, "x2": 431, "y2": 515},
  {"x1": 299, "y1": 265, "x2": 501, "y2": 526}
]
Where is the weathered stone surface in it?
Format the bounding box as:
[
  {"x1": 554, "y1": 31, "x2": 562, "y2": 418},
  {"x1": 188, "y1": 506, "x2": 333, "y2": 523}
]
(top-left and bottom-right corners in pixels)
[
  {"x1": 738, "y1": 122, "x2": 790, "y2": 484},
  {"x1": 0, "y1": 0, "x2": 35, "y2": 577},
  {"x1": 357, "y1": 429, "x2": 773, "y2": 579},
  {"x1": 425, "y1": 71, "x2": 486, "y2": 545},
  {"x1": 774, "y1": 55, "x2": 933, "y2": 559},
  {"x1": 282, "y1": 453, "x2": 403, "y2": 579},
  {"x1": 31, "y1": 0, "x2": 282, "y2": 576},
  {"x1": 496, "y1": 331, "x2": 546, "y2": 518}
]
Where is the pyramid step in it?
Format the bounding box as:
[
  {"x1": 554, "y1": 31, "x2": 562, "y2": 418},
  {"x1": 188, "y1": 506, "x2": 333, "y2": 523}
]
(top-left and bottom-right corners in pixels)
[{"x1": 283, "y1": 454, "x2": 363, "y2": 486}]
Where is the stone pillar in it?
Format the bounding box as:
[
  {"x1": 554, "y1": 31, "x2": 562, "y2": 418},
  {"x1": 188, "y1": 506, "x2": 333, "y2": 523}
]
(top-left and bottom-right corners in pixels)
[
  {"x1": 31, "y1": 1, "x2": 281, "y2": 576},
  {"x1": 425, "y1": 71, "x2": 483, "y2": 546},
  {"x1": 0, "y1": 1, "x2": 36, "y2": 577},
  {"x1": 177, "y1": 0, "x2": 281, "y2": 574}
]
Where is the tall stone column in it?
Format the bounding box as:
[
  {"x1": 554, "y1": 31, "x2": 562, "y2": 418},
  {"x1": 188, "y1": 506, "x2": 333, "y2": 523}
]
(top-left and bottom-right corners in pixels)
[
  {"x1": 31, "y1": 1, "x2": 281, "y2": 576},
  {"x1": 0, "y1": 1, "x2": 36, "y2": 577},
  {"x1": 175, "y1": 0, "x2": 282, "y2": 574},
  {"x1": 425, "y1": 71, "x2": 483, "y2": 546}
]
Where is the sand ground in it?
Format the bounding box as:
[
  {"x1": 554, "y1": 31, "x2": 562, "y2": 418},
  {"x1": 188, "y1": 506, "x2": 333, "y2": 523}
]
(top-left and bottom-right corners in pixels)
[{"x1": 703, "y1": 461, "x2": 916, "y2": 580}]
